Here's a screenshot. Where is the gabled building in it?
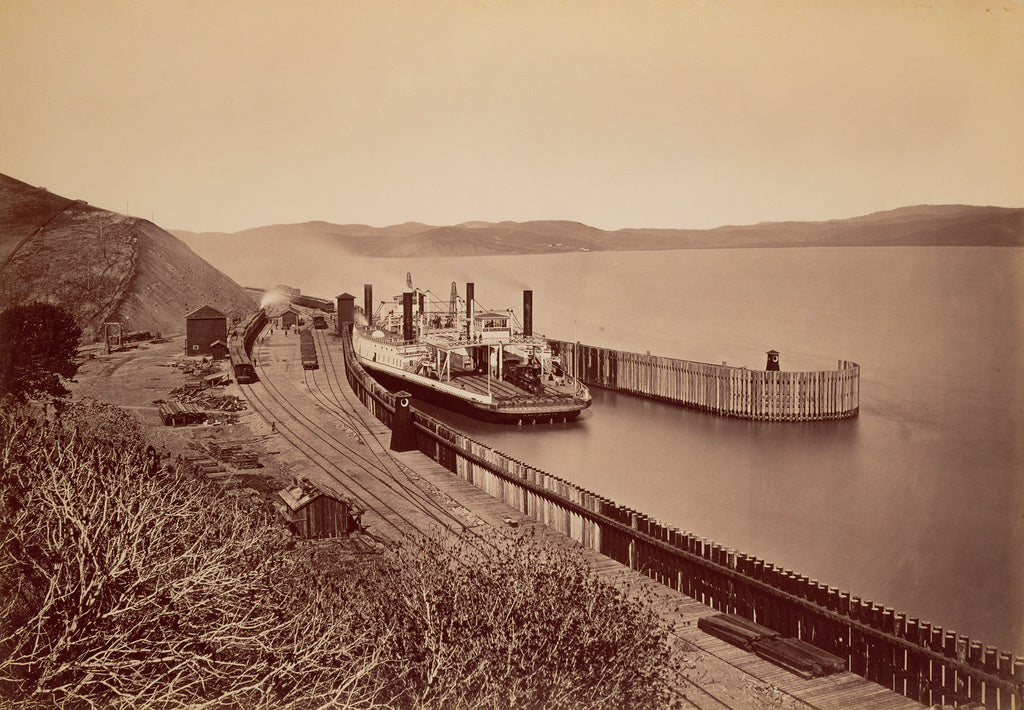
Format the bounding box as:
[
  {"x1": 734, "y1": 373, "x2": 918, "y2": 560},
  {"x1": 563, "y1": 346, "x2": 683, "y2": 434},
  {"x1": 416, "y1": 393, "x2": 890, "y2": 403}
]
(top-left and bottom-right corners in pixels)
[{"x1": 185, "y1": 305, "x2": 228, "y2": 356}]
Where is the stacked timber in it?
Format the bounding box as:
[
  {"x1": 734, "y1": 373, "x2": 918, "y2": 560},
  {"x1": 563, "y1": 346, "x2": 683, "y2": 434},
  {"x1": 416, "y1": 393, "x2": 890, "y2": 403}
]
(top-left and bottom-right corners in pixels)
[
  {"x1": 158, "y1": 401, "x2": 205, "y2": 426},
  {"x1": 181, "y1": 452, "x2": 226, "y2": 475},
  {"x1": 206, "y1": 440, "x2": 261, "y2": 469},
  {"x1": 751, "y1": 637, "x2": 846, "y2": 679},
  {"x1": 698, "y1": 613, "x2": 779, "y2": 650}
]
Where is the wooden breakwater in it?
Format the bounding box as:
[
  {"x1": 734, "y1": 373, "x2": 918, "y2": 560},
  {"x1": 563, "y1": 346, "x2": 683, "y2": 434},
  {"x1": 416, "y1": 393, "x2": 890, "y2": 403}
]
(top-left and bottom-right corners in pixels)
[
  {"x1": 338, "y1": 328, "x2": 1021, "y2": 708},
  {"x1": 550, "y1": 341, "x2": 860, "y2": 421}
]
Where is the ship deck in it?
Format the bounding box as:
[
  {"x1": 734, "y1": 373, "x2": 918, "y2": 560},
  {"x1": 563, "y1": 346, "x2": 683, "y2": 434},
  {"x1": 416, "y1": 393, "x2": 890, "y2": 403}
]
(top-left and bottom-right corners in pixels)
[{"x1": 447, "y1": 371, "x2": 578, "y2": 402}]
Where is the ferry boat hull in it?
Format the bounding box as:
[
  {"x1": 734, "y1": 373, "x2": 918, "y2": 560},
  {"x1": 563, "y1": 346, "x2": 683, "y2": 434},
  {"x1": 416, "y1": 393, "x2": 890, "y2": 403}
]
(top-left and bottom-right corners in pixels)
[
  {"x1": 356, "y1": 361, "x2": 589, "y2": 424},
  {"x1": 350, "y1": 290, "x2": 591, "y2": 424}
]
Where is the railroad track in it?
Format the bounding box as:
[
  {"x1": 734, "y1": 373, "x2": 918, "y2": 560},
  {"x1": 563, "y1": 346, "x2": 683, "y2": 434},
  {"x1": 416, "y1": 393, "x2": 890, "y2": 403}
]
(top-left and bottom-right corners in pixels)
[
  {"x1": 242, "y1": 335, "x2": 467, "y2": 543},
  {"x1": 241, "y1": 326, "x2": 775, "y2": 710}
]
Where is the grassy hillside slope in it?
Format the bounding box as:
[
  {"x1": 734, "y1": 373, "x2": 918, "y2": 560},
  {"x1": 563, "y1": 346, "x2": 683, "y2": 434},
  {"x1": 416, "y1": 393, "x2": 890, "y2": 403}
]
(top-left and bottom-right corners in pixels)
[
  {"x1": 175, "y1": 204, "x2": 1024, "y2": 260},
  {"x1": 1, "y1": 174, "x2": 256, "y2": 341}
]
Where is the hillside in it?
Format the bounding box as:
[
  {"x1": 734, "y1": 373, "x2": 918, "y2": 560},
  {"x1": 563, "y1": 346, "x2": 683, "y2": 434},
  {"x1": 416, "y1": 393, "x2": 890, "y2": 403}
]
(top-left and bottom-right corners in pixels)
[
  {"x1": 175, "y1": 204, "x2": 1024, "y2": 260},
  {"x1": 1, "y1": 174, "x2": 256, "y2": 341}
]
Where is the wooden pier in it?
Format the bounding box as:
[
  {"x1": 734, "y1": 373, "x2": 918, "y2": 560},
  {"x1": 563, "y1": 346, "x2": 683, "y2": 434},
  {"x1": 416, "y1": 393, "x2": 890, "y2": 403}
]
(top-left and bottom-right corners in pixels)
[
  {"x1": 550, "y1": 341, "x2": 860, "y2": 421},
  {"x1": 337, "y1": 326, "x2": 1021, "y2": 709}
]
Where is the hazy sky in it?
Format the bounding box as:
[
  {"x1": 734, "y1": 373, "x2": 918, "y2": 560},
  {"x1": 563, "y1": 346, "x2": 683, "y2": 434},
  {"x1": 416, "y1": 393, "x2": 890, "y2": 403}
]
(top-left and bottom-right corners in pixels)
[{"x1": 2, "y1": 0, "x2": 1022, "y2": 233}]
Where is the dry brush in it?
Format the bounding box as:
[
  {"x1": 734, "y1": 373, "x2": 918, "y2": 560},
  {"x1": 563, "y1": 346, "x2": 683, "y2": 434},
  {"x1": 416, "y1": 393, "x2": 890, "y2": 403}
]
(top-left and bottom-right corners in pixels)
[{"x1": 1, "y1": 400, "x2": 680, "y2": 709}]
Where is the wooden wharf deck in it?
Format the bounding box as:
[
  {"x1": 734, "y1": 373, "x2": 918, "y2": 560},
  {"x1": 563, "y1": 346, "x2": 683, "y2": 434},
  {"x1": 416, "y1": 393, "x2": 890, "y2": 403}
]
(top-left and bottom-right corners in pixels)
[
  {"x1": 388, "y1": 453, "x2": 925, "y2": 710},
  {"x1": 244, "y1": 326, "x2": 929, "y2": 710}
]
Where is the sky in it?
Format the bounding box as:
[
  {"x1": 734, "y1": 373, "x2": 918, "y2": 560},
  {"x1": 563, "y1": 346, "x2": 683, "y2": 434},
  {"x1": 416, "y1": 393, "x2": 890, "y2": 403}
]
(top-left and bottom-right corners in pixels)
[{"x1": 2, "y1": 0, "x2": 1022, "y2": 233}]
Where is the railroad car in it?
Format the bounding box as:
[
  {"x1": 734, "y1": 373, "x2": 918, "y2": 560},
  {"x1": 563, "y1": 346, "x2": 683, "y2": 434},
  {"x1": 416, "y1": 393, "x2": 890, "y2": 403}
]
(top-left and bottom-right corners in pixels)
[
  {"x1": 299, "y1": 327, "x2": 319, "y2": 370},
  {"x1": 229, "y1": 308, "x2": 268, "y2": 384},
  {"x1": 230, "y1": 341, "x2": 257, "y2": 383},
  {"x1": 312, "y1": 315, "x2": 327, "y2": 329}
]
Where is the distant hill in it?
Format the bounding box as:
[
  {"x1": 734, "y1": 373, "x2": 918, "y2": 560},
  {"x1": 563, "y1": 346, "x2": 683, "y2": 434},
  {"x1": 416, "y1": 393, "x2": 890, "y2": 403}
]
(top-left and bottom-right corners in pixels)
[
  {"x1": 1, "y1": 174, "x2": 256, "y2": 342},
  {"x1": 175, "y1": 205, "x2": 1023, "y2": 260}
]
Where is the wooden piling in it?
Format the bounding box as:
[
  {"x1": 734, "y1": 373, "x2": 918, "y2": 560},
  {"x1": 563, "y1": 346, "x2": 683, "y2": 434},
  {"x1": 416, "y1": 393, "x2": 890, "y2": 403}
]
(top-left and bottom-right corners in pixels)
[{"x1": 552, "y1": 340, "x2": 859, "y2": 421}]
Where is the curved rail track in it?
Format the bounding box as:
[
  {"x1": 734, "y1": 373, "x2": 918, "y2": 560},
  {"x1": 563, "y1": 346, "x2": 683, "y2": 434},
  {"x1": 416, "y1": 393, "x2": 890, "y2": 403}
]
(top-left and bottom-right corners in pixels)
[
  {"x1": 237, "y1": 324, "x2": 807, "y2": 710},
  {"x1": 241, "y1": 334, "x2": 469, "y2": 545}
]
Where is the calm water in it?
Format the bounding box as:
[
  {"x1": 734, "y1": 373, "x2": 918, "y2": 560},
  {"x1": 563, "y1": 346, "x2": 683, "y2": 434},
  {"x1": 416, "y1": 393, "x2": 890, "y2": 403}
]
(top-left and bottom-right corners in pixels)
[{"x1": 216, "y1": 245, "x2": 1024, "y2": 651}]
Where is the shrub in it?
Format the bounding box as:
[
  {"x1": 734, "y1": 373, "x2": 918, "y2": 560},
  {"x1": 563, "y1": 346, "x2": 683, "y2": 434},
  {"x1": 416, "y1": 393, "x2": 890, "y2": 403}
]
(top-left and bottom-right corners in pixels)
[
  {"x1": 357, "y1": 530, "x2": 681, "y2": 709},
  {"x1": 0, "y1": 401, "x2": 390, "y2": 709},
  {"x1": 0, "y1": 401, "x2": 680, "y2": 709}
]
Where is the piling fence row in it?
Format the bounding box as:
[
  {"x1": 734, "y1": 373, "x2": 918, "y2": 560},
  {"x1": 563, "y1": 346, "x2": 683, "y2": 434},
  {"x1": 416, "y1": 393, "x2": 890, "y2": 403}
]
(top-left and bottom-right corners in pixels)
[
  {"x1": 551, "y1": 341, "x2": 860, "y2": 421},
  {"x1": 338, "y1": 328, "x2": 1020, "y2": 708}
]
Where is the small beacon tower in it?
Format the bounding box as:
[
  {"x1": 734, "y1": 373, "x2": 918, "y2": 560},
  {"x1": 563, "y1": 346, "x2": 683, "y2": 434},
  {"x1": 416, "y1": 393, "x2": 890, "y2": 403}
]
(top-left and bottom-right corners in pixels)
[{"x1": 766, "y1": 350, "x2": 780, "y2": 371}]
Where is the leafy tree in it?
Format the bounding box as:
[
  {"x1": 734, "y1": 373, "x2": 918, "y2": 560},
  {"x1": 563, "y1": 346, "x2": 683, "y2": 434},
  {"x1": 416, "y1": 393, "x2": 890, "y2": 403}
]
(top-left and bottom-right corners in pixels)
[{"x1": 0, "y1": 302, "x2": 81, "y2": 401}]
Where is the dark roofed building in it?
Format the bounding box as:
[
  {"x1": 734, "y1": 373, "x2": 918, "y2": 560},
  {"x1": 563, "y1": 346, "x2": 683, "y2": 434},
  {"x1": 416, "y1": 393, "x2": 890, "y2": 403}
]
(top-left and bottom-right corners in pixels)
[{"x1": 185, "y1": 305, "x2": 227, "y2": 356}]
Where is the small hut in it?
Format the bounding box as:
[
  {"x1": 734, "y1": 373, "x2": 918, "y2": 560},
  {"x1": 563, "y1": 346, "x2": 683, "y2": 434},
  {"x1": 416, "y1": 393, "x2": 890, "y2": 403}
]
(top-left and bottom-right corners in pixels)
[
  {"x1": 210, "y1": 339, "x2": 229, "y2": 360},
  {"x1": 275, "y1": 481, "x2": 362, "y2": 538}
]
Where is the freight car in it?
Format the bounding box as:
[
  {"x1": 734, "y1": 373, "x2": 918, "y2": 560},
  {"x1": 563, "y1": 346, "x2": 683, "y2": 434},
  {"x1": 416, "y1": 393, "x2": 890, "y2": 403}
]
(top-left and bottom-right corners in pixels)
[
  {"x1": 230, "y1": 309, "x2": 268, "y2": 384},
  {"x1": 299, "y1": 327, "x2": 318, "y2": 370},
  {"x1": 229, "y1": 341, "x2": 257, "y2": 383}
]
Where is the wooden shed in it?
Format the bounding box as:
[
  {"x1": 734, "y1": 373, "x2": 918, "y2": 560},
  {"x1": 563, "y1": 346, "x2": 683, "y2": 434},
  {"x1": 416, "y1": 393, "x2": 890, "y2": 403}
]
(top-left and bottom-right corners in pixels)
[
  {"x1": 280, "y1": 309, "x2": 299, "y2": 330},
  {"x1": 275, "y1": 482, "x2": 362, "y2": 538},
  {"x1": 210, "y1": 339, "x2": 229, "y2": 360},
  {"x1": 185, "y1": 305, "x2": 228, "y2": 356}
]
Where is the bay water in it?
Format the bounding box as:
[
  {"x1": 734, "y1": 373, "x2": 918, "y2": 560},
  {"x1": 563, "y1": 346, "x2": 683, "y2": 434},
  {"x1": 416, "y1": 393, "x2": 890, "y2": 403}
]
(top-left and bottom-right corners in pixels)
[{"x1": 220, "y1": 245, "x2": 1024, "y2": 651}]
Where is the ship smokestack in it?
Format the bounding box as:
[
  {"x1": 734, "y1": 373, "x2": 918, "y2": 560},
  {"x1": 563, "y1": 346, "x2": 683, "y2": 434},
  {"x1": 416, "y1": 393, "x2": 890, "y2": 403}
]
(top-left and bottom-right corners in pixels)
[
  {"x1": 466, "y1": 282, "x2": 475, "y2": 339},
  {"x1": 403, "y1": 292, "x2": 414, "y2": 342},
  {"x1": 523, "y1": 290, "x2": 533, "y2": 337},
  {"x1": 364, "y1": 284, "x2": 373, "y2": 327}
]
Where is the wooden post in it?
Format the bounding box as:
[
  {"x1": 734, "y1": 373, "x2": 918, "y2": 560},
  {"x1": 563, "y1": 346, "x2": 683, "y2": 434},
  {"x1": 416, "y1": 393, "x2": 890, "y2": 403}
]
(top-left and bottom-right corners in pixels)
[{"x1": 390, "y1": 391, "x2": 417, "y2": 452}]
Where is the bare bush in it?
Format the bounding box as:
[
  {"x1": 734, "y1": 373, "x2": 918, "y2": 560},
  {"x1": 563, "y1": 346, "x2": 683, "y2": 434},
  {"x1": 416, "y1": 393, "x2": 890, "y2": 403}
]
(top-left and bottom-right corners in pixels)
[
  {"x1": 355, "y1": 531, "x2": 681, "y2": 709},
  {"x1": 0, "y1": 402, "x2": 392, "y2": 709},
  {"x1": 1, "y1": 401, "x2": 679, "y2": 709}
]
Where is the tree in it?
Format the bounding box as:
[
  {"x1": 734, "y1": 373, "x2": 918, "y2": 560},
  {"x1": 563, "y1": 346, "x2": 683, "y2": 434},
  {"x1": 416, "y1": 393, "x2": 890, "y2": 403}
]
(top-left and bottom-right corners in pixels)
[{"x1": 0, "y1": 302, "x2": 81, "y2": 401}]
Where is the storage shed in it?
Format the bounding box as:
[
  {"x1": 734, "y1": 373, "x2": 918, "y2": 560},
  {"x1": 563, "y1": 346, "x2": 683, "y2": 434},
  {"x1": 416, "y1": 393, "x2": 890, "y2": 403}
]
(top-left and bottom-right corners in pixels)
[
  {"x1": 185, "y1": 305, "x2": 228, "y2": 356},
  {"x1": 210, "y1": 339, "x2": 229, "y2": 360},
  {"x1": 275, "y1": 482, "x2": 362, "y2": 538},
  {"x1": 279, "y1": 309, "x2": 299, "y2": 330}
]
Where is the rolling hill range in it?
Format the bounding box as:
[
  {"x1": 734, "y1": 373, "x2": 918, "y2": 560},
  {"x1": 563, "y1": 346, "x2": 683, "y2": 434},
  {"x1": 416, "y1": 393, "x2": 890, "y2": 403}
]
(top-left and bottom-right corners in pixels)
[
  {"x1": 1, "y1": 174, "x2": 256, "y2": 342},
  {"x1": 174, "y1": 204, "x2": 1024, "y2": 260}
]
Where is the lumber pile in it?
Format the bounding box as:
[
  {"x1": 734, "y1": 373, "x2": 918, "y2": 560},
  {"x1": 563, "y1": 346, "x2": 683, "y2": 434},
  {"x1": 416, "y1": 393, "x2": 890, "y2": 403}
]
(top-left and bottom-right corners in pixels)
[
  {"x1": 751, "y1": 637, "x2": 846, "y2": 679},
  {"x1": 159, "y1": 401, "x2": 206, "y2": 426},
  {"x1": 697, "y1": 613, "x2": 845, "y2": 679},
  {"x1": 168, "y1": 383, "x2": 247, "y2": 412},
  {"x1": 697, "y1": 613, "x2": 779, "y2": 650},
  {"x1": 206, "y1": 440, "x2": 261, "y2": 469},
  {"x1": 181, "y1": 451, "x2": 226, "y2": 475}
]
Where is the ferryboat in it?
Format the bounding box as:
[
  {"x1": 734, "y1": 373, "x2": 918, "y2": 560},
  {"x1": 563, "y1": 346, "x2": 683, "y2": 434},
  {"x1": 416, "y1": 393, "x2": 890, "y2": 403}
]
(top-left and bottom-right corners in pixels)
[{"x1": 350, "y1": 282, "x2": 591, "y2": 423}]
